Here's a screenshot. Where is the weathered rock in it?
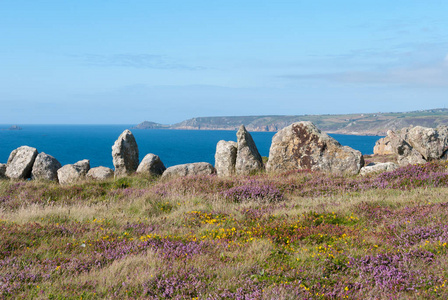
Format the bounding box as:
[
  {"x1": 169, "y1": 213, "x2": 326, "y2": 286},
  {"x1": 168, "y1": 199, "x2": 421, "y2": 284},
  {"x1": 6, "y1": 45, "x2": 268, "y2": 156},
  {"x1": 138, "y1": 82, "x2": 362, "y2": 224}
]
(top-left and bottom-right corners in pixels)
[
  {"x1": 161, "y1": 162, "x2": 215, "y2": 179},
  {"x1": 5, "y1": 146, "x2": 38, "y2": 179},
  {"x1": 215, "y1": 140, "x2": 237, "y2": 177},
  {"x1": 406, "y1": 126, "x2": 448, "y2": 161},
  {"x1": 442, "y1": 151, "x2": 448, "y2": 161},
  {"x1": 360, "y1": 162, "x2": 399, "y2": 176},
  {"x1": 31, "y1": 152, "x2": 62, "y2": 181},
  {"x1": 112, "y1": 130, "x2": 139, "y2": 176},
  {"x1": 235, "y1": 125, "x2": 264, "y2": 175},
  {"x1": 266, "y1": 122, "x2": 364, "y2": 175},
  {"x1": 397, "y1": 149, "x2": 427, "y2": 166},
  {"x1": 373, "y1": 131, "x2": 395, "y2": 155},
  {"x1": 57, "y1": 159, "x2": 90, "y2": 185},
  {"x1": 0, "y1": 163, "x2": 6, "y2": 179},
  {"x1": 86, "y1": 166, "x2": 114, "y2": 181},
  {"x1": 373, "y1": 125, "x2": 448, "y2": 166},
  {"x1": 136, "y1": 154, "x2": 166, "y2": 176}
]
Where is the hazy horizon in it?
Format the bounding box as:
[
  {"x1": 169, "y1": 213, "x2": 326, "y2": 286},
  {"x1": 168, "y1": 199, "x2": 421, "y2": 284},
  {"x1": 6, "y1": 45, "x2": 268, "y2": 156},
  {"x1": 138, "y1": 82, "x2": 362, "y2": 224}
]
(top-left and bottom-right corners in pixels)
[
  {"x1": 1, "y1": 107, "x2": 447, "y2": 126},
  {"x1": 1, "y1": 1, "x2": 448, "y2": 124}
]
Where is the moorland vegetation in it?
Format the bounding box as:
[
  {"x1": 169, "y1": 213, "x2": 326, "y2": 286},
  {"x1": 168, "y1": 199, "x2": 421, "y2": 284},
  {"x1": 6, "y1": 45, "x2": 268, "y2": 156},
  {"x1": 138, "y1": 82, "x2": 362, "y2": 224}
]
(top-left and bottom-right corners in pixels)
[{"x1": 1, "y1": 161, "x2": 448, "y2": 299}]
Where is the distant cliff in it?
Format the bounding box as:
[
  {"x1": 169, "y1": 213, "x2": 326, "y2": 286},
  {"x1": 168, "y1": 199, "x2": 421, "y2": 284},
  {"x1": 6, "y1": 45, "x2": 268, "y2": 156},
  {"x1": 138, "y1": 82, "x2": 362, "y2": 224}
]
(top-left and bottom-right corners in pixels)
[
  {"x1": 133, "y1": 108, "x2": 448, "y2": 136},
  {"x1": 131, "y1": 121, "x2": 169, "y2": 130}
]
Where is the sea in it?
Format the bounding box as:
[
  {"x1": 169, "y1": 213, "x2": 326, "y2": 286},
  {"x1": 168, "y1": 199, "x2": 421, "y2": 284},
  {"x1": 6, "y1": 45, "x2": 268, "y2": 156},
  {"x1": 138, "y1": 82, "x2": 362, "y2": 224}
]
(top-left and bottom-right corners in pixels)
[{"x1": 0, "y1": 125, "x2": 383, "y2": 169}]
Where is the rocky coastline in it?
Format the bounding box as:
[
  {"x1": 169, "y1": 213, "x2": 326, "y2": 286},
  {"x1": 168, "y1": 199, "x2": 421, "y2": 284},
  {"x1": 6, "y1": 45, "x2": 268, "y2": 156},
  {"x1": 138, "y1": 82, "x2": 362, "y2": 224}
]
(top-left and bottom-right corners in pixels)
[{"x1": 131, "y1": 108, "x2": 448, "y2": 136}]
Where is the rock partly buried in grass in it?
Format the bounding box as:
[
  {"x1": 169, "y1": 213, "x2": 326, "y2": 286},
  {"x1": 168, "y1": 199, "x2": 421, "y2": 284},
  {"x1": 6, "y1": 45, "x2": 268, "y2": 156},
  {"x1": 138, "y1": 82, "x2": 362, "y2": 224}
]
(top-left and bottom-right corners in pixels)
[
  {"x1": 215, "y1": 140, "x2": 237, "y2": 177},
  {"x1": 5, "y1": 146, "x2": 39, "y2": 179},
  {"x1": 112, "y1": 129, "x2": 139, "y2": 176},
  {"x1": 235, "y1": 125, "x2": 264, "y2": 175},
  {"x1": 136, "y1": 153, "x2": 166, "y2": 176},
  {"x1": 57, "y1": 159, "x2": 90, "y2": 185},
  {"x1": 86, "y1": 166, "x2": 114, "y2": 181},
  {"x1": 161, "y1": 162, "x2": 215, "y2": 179},
  {"x1": 360, "y1": 162, "x2": 399, "y2": 176},
  {"x1": 31, "y1": 152, "x2": 62, "y2": 181},
  {"x1": 373, "y1": 125, "x2": 448, "y2": 166},
  {"x1": 266, "y1": 122, "x2": 364, "y2": 175},
  {"x1": 0, "y1": 163, "x2": 6, "y2": 179}
]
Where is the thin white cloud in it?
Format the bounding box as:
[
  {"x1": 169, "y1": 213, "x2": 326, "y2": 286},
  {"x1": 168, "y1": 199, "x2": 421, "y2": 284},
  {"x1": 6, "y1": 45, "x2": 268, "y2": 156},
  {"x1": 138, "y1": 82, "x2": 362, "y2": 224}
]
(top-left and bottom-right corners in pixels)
[
  {"x1": 71, "y1": 54, "x2": 204, "y2": 70},
  {"x1": 281, "y1": 52, "x2": 448, "y2": 88}
]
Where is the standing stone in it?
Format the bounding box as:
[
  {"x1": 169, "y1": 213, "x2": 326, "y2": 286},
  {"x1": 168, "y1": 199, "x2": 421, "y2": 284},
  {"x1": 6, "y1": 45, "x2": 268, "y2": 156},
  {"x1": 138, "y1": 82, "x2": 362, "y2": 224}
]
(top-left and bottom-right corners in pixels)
[
  {"x1": 406, "y1": 126, "x2": 448, "y2": 161},
  {"x1": 266, "y1": 122, "x2": 364, "y2": 175},
  {"x1": 57, "y1": 159, "x2": 90, "y2": 185},
  {"x1": 214, "y1": 140, "x2": 237, "y2": 177},
  {"x1": 0, "y1": 163, "x2": 6, "y2": 179},
  {"x1": 86, "y1": 166, "x2": 114, "y2": 181},
  {"x1": 235, "y1": 125, "x2": 264, "y2": 175},
  {"x1": 136, "y1": 154, "x2": 166, "y2": 176},
  {"x1": 5, "y1": 146, "x2": 38, "y2": 179},
  {"x1": 373, "y1": 125, "x2": 448, "y2": 166},
  {"x1": 373, "y1": 131, "x2": 395, "y2": 155},
  {"x1": 112, "y1": 130, "x2": 139, "y2": 176},
  {"x1": 161, "y1": 162, "x2": 215, "y2": 179},
  {"x1": 31, "y1": 152, "x2": 62, "y2": 181}
]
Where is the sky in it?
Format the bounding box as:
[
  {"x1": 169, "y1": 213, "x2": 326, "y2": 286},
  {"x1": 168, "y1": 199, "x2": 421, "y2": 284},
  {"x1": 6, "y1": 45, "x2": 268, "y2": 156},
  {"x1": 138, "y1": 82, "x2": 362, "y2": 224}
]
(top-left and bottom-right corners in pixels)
[{"x1": 1, "y1": 0, "x2": 448, "y2": 124}]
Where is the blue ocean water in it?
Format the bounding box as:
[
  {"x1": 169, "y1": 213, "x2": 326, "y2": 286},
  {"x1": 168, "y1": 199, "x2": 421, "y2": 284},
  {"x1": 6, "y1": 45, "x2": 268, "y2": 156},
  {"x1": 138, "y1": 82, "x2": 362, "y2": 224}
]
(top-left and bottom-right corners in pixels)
[{"x1": 0, "y1": 125, "x2": 382, "y2": 169}]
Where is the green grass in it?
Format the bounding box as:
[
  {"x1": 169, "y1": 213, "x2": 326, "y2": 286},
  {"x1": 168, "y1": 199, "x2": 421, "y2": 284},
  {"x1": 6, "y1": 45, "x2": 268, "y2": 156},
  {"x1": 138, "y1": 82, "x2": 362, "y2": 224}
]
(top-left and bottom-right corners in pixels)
[{"x1": 1, "y1": 163, "x2": 448, "y2": 298}]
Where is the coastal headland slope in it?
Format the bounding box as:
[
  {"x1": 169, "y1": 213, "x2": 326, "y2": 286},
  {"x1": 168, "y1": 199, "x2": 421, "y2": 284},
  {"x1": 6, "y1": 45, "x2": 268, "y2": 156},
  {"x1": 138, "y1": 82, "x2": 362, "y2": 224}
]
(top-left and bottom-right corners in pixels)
[{"x1": 133, "y1": 108, "x2": 448, "y2": 136}]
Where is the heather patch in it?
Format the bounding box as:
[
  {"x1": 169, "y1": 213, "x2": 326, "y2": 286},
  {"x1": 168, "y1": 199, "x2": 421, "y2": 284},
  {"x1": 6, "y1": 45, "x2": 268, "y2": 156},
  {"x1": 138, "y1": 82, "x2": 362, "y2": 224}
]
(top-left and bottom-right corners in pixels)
[
  {"x1": 221, "y1": 182, "x2": 284, "y2": 202},
  {"x1": 347, "y1": 251, "x2": 441, "y2": 293},
  {"x1": 2, "y1": 161, "x2": 448, "y2": 298}
]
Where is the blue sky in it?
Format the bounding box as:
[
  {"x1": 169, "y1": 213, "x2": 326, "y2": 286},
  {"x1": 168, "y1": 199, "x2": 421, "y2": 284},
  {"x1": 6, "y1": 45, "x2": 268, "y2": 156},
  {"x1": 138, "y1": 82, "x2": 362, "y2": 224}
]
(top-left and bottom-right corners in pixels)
[{"x1": 1, "y1": 0, "x2": 447, "y2": 124}]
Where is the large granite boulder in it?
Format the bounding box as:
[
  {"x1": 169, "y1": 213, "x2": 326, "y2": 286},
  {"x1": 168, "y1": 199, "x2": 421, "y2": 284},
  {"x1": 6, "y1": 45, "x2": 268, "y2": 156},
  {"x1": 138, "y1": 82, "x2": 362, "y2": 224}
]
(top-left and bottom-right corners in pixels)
[
  {"x1": 235, "y1": 125, "x2": 264, "y2": 175},
  {"x1": 112, "y1": 130, "x2": 139, "y2": 176},
  {"x1": 5, "y1": 146, "x2": 38, "y2": 179},
  {"x1": 373, "y1": 125, "x2": 448, "y2": 166},
  {"x1": 136, "y1": 154, "x2": 166, "y2": 176},
  {"x1": 161, "y1": 162, "x2": 215, "y2": 179},
  {"x1": 214, "y1": 140, "x2": 237, "y2": 177},
  {"x1": 266, "y1": 122, "x2": 364, "y2": 175},
  {"x1": 406, "y1": 126, "x2": 448, "y2": 161},
  {"x1": 0, "y1": 163, "x2": 6, "y2": 179},
  {"x1": 360, "y1": 162, "x2": 399, "y2": 176},
  {"x1": 57, "y1": 159, "x2": 90, "y2": 185},
  {"x1": 31, "y1": 152, "x2": 62, "y2": 181},
  {"x1": 86, "y1": 166, "x2": 114, "y2": 181}
]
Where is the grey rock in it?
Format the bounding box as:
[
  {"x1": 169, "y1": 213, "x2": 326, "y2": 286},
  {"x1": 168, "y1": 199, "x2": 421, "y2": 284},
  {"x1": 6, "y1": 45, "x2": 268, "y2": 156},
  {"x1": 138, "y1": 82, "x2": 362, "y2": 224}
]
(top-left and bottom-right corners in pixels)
[
  {"x1": 397, "y1": 149, "x2": 427, "y2": 166},
  {"x1": 266, "y1": 122, "x2": 364, "y2": 175},
  {"x1": 31, "y1": 152, "x2": 62, "y2": 181},
  {"x1": 136, "y1": 154, "x2": 166, "y2": 176},
  {"x1": 57, "y1": 159, "x2": 90, "y2": 185},
  {"x1": 235, "y1": 125, "x2": 264, "y2": 175},
  {"x1": 407, "y1": 126, "x2": 448, "y2": 161},
  {"x1": 86, "y1": 166, "x2": 114, "y2": 181},
  {"x1": 5, "y1": 146, "x2": 38, "y2": 179},
  {"x1": 373, "y1": 125, "x2": 448, "y2": 166},
  {"x1": 214, "y1": 140, "x2": 237, "y2": 177},
  {"x1": 0, "y1": 163, "x2": 6, "y2": 179},
  {"x1": 360, "y1": 162, "x2": 399, "y2": 176},
  {"x1": 112, "y1": 130, "x2": 139, "y2": 176},
  {"x1": 161, "y1": 162, "x2": 215, "y2": 179}
]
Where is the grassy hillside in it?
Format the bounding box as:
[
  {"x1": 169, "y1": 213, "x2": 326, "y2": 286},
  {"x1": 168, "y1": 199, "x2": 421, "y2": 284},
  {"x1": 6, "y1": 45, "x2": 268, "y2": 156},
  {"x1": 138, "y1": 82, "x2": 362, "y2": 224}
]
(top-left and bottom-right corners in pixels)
[
  {"x1": 1, "y1": 161, "x2": 448, "y2": 298},
  {"x1": 134, "y1": 108, "x2": 448, "y2": 135}
]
